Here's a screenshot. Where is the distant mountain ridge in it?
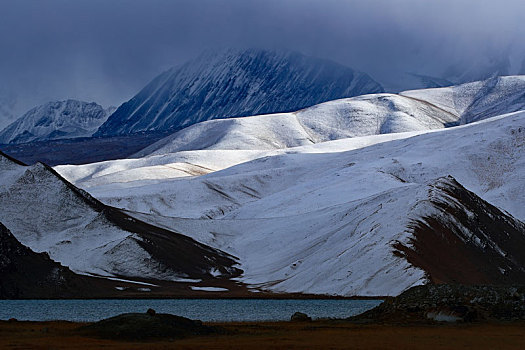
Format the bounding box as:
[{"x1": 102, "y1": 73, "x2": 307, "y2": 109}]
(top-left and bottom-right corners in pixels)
[
  {"x1": 95, "y1": 49, "x2": 383, "y2": 137},
  {"x1": 0, "y1": 100, "x2": 114, "y2": 144}
]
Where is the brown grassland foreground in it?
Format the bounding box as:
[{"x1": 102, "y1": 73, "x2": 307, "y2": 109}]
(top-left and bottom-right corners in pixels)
[{"x1": 1, "y1": 319, "x2": 524, "y2": 349}]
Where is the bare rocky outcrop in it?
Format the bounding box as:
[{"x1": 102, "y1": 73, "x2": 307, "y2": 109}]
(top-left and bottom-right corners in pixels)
[
  {"x1": 80, "y1": 311, "x2": 218, "y2": 340},
  {"x1": 290, "y1": 312, "x2": 312, "y2": 322},
  {"x1": 350, "y1": 284, "x2": 525, "y2": 323}
]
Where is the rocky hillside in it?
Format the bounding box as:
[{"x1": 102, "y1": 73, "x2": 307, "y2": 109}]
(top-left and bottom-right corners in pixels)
[
  {"x1": 394, "y1": 176, "x2": 525, "y2": 286},
  {"x1": 351, "y1": 284, "x2": 525, "y2": 323}
]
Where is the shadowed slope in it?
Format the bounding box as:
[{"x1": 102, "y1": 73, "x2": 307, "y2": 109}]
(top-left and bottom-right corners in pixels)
[{"x1": 395, "y1": 176, "x2": 525, "y2": 285}]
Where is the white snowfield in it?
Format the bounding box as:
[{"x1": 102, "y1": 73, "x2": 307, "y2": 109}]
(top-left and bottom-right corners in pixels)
[
  {"x1": 401, "y1": 75, "x2": 525, "y2": 124},
  {"x1": 53, "y1": 77, "x2": 525, "y2": 296},
  {"x1": 133, "y1": 94, "x2": 457, "y2": 157}
]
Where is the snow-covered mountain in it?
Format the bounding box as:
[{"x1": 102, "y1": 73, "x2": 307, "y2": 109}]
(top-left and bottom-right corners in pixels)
[
  {"x1": 94, "y1": 49, "x2": 383, "y2": 137},
  {"x1": 133, "y1": 94, "x2": 456, "y2": 157},
  {"x1": 3, "y1": 74, "x2": 523, "y2": 297},
  {"x1": 0, "y1": 100, "x2": 114, "y2": 144},
  {"x1": 133, "y1": 76, "x2": 525, "y2": 157},
  {"x1": 56, "y1": 108, "x2": 525, "y2": 296},
  {"x1": 0, "y1": 151, "x2": 240, "y2": 287}
]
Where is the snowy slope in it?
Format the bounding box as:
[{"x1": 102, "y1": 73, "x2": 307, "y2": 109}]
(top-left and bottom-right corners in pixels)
[
  {"x1": 123, "y1": 175, "x2": 525, "y2": 296},
  {"x1": 134, "y1": 93, "x2": 457, "y2": 156},
  {"x1": 135, "y1": 76, "x2": 525, "y2": 157},
  {"x1": 55, "y1": 132, "x2": 424, "y2": 190},
  {"x1": 56, "y1": 111, "x2": 525, "y2": 296},
  {"x1": 0, "y1": 151, "x2": 240, "y2": 284},
  {"x1": 401, "y1": 76, "x2": 525, "y2": 124},
  {"x1": 76, "y1": 112, "x2": 525, "y2": 221},
  {"x1": 0, "y1": 100, "x2": 114, "y2": 144},
  {"x1": 95, "y1": 49, "x2": 383, "y2": 137}
]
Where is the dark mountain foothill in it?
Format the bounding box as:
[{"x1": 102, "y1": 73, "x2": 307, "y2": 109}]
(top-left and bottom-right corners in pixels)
[{"x1": 0, "y1": 222, "x2": 105, "y2": 298}]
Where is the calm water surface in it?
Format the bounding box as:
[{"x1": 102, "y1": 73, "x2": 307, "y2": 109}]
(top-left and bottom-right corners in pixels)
[{"x1": 0, "y1": 299, "x2": 382, "y2": 322}]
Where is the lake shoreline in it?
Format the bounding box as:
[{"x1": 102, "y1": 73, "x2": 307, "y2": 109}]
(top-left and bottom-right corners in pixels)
[
  {"x1": 0, "y1": 298, "x2": 382, "y2": 323},
  {"x1": 0, "y1": 294, "x2": 387, "y2": 301}
]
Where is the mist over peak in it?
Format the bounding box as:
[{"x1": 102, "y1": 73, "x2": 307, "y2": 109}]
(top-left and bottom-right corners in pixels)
[{"x1": 1, "y1": 0, "x2": 525, "y2": 127}]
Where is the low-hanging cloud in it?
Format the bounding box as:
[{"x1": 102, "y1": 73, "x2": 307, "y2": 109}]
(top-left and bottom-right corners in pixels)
[{"x1": 1, "y1": 0, "x2": 524, "y2": 127}]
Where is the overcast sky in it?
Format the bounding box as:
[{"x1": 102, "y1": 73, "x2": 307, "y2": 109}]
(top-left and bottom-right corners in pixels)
[{"x1": 1, "y1": 0, "x2": 525, "y2": 127}]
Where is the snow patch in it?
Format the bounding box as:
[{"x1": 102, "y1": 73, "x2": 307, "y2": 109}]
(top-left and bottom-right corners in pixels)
[{"x1": 190, "y1": 286, "x2": 229, "y2": 292}]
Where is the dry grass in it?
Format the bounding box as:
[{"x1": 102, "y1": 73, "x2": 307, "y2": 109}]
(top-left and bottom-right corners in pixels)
[{"x1": 1, "y1": 320, "x2": 524, "y2": 349}]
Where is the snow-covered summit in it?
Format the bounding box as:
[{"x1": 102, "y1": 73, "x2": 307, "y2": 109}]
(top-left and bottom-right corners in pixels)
[
  {"x1": 0, "y1": 100, "x2": 113, "y2": 144},
  {"x1": 95, "y1": 48, "x2": 383, "y2": 137}
]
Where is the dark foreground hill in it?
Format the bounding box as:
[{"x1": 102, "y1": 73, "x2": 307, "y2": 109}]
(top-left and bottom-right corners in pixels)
[{"x1": 0, "y1": 222, "x2": 112, "y2": 298}]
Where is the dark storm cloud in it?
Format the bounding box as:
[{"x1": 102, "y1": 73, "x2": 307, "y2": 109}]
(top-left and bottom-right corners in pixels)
[{"x1": 1, "y1": 0, "x2": 525, "y2": 126}]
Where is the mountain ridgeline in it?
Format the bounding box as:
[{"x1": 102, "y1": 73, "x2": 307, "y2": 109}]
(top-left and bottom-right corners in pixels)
[{"x1": 95, "y1": 49, "x2": 383, "y2": 137}]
